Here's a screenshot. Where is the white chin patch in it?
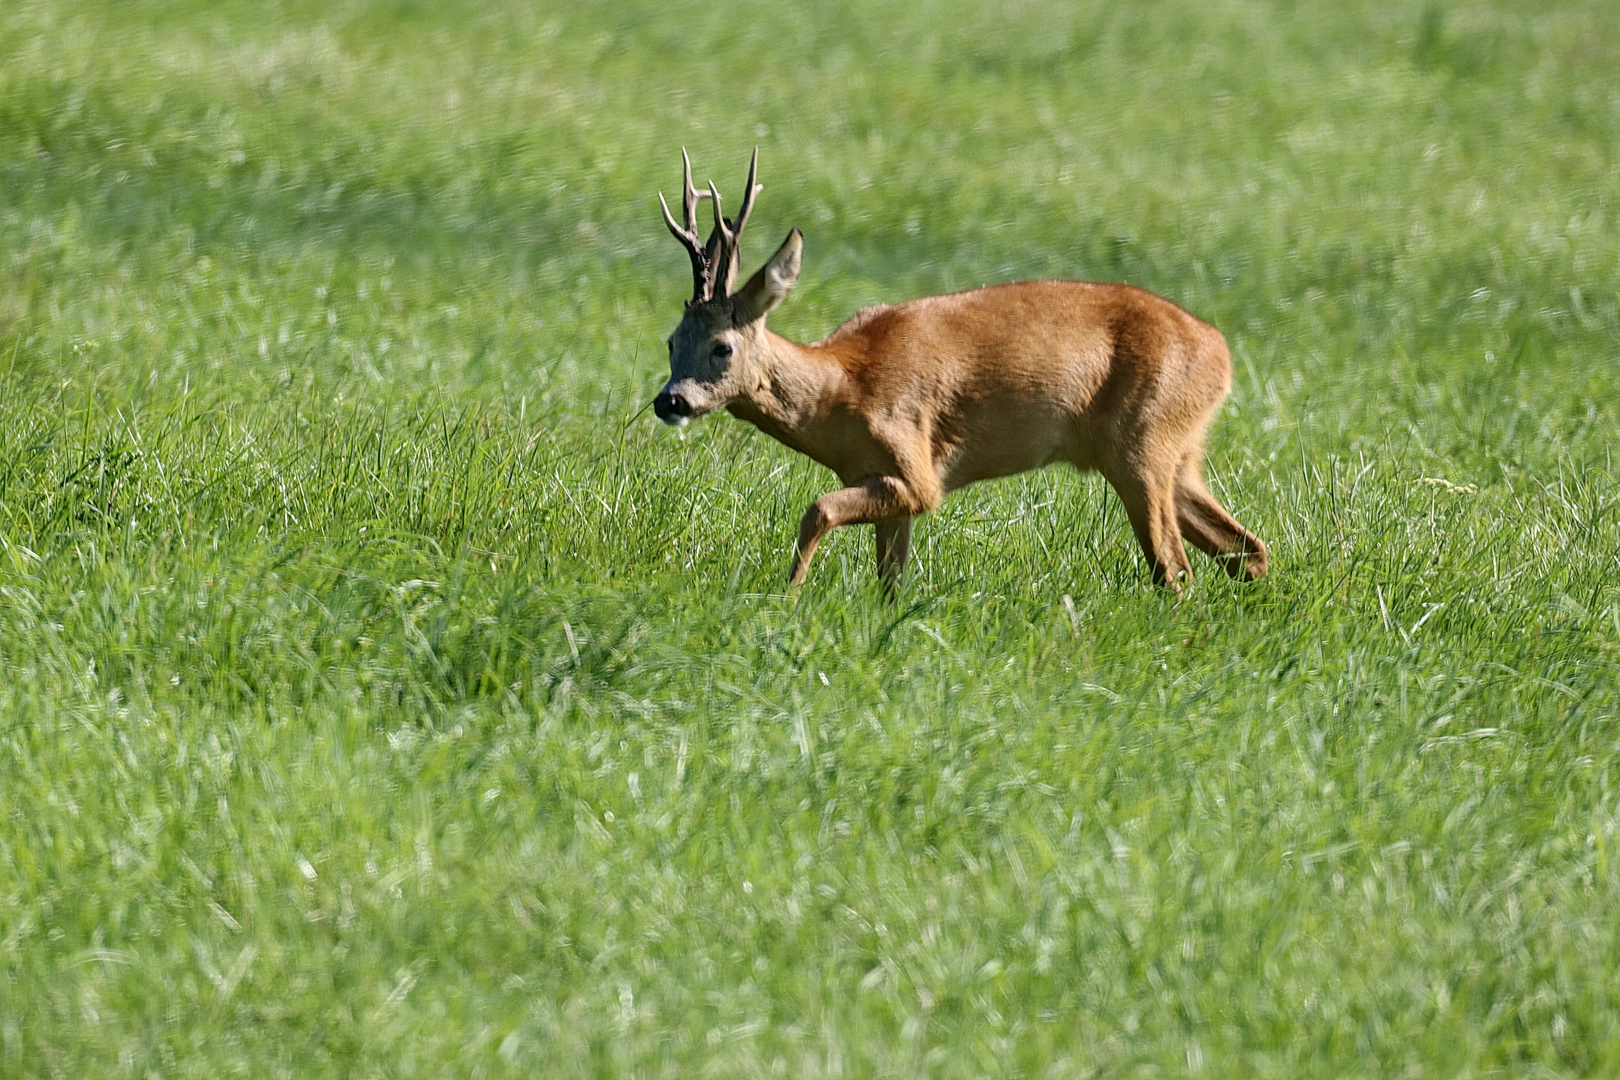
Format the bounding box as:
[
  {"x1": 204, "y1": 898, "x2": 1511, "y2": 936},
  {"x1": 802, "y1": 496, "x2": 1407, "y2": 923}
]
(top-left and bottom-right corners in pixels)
[{"x1": 661, "y1": 414, "x2": 690, "y2": 428}]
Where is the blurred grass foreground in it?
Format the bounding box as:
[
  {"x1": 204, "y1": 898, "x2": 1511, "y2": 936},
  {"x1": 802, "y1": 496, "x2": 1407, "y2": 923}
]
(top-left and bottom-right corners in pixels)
[{"x1": 2, "y1": 0, "x2": 1619, "y2": 1076}]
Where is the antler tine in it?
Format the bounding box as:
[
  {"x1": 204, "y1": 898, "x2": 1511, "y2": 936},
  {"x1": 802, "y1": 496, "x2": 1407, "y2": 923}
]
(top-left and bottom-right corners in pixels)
[
  {"x1": 707, "y1": 180, "x2": 732, "y2": 245},
  {"x1": 680, "y1": 148, "x2": 712, "y2": 236},
  {"x1": 658, "y1": 191, "x2": 691, "y2": 247},
  {"x1": 659, "y1": 189, "x2": 706, "y2": 258},
  {"x1": 733, "y1": 147, "x2": 761, "y2": 239}
]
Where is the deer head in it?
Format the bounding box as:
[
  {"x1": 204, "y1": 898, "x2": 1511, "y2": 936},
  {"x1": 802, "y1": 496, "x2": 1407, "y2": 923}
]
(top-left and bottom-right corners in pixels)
[{"x1": 654, "y1": 148, "x2": 802, "y2": 426}]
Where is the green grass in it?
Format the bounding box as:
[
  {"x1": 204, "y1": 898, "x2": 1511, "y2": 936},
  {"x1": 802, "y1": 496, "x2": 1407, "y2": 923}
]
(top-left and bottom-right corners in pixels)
[{"x1": 2, "y1": 0, "x2": 1619, "y2": 1075}]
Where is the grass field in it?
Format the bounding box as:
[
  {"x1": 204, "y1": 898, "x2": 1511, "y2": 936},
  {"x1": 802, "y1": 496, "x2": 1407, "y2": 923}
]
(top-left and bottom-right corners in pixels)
[{"x1": 3, "y1": 0, "x2": 1619, "y2": 1075}]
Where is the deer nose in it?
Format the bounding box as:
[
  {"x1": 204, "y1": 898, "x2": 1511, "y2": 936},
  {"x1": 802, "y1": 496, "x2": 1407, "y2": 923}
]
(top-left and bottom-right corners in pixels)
[{"x1": 653, "y1": 391, "x2": 693, "y2": 423}]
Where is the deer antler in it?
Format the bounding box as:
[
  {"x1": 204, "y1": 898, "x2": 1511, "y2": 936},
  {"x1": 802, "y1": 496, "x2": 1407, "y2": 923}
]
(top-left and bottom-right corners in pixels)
[
  {"x1": 710, "y1": 148, "x2": 762, "y2": 297},
  {"x1": 660, "y1": 149, "x2": 762, "y2": 303},
  {"x1": 658, "y1": 148, "x2": 715, "y2": 302}
]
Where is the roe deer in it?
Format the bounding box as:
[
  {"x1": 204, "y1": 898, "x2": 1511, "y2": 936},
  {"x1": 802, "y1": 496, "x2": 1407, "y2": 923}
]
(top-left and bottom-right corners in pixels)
[{"x1": 653, "y1": 149, "x2": 1267, "y2": 594}]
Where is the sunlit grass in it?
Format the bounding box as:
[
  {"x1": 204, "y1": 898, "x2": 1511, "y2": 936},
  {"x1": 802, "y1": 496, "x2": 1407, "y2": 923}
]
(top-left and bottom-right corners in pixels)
[{"x1": 2, "y1": 0, "x2": 1619, "y2": 1076}]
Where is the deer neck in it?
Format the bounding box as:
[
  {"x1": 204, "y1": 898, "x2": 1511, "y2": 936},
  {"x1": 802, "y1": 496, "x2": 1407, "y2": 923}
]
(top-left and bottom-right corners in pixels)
[{"x1": 726, "y1": 328, "x2": 855, "y2": 461}]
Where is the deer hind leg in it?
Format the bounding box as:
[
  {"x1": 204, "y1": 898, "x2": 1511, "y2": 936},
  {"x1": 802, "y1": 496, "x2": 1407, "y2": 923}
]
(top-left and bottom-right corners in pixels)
[
  {"x1": 1106, "y1": 458, "x2": 1193, "y2": 588},
  {"x1": 874, "y1": 516, "x2": 914, "y2": 600},
  {"x1": 1174, "y1": 452, "x2": 1268, "y2": 580},
  {"x1": 789, "y1": 477, "x2": 926, "y2": 588}
]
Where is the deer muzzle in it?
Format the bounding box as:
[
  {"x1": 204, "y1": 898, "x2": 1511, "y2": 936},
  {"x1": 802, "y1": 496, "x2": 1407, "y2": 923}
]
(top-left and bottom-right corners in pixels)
[{"x1": 653, "y1": 389, "x2": 694, "y2": 426}]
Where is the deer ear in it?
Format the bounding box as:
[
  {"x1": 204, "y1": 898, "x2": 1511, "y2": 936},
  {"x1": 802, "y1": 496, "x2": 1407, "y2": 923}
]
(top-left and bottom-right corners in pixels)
[{"x1": 732, "y1": 228, "x2": 802, "y2": 325}]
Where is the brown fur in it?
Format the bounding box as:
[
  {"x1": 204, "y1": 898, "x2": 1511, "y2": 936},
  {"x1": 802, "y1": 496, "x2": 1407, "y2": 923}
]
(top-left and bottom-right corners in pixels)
[{"x1": 654, "y1": 156, "x2": 1267, "y2": 594}]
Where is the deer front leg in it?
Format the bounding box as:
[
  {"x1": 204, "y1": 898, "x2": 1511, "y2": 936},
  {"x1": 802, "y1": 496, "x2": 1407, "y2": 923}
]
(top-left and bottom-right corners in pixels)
[
  {"x1": 875, "y1": 516, "x2": 914, "y2": 600},
  {"x1": 789, "y1": 478, "x2": 920, "y2": 587}
]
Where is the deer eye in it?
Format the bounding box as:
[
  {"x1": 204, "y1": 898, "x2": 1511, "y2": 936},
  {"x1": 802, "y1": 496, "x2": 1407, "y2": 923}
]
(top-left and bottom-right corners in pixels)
[{"x1": 714, "y1": 342, "x2": 733, "y2": 359}]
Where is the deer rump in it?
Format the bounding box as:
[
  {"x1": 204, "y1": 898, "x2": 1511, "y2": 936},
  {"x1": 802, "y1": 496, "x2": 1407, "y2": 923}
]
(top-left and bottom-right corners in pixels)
[{"x1": 654, "y1": 149, "x2": 1268, "y2": 595}]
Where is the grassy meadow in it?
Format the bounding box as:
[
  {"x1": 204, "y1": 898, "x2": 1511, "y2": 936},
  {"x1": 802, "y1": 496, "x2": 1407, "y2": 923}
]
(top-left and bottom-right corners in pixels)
[{"x1": 3, "y1": 0, "x2": 1620, "y2": 1075}]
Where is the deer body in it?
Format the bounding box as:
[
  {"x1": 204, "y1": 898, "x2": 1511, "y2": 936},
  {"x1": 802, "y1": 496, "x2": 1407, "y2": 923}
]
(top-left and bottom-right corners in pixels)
[{"x1": 655, "y1": 151, "x2": 1267, "y2": 593}]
